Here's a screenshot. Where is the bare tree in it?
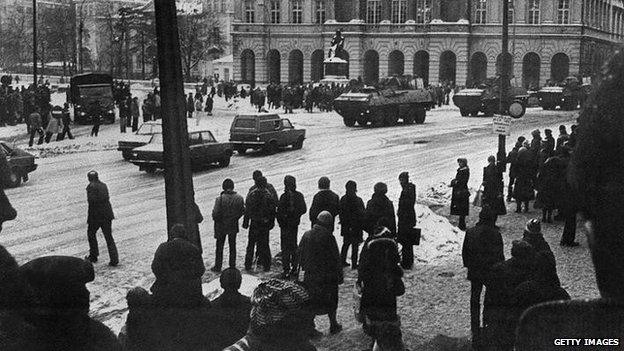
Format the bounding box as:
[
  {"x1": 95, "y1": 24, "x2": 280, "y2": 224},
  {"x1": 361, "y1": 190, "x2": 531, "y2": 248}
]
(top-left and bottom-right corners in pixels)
[
  {"x1": 177, "y1": 8, "x2": 226, "y2": 80},
  {"x1": 0, "y1": 7, "x2": 30, "y2": 70}
]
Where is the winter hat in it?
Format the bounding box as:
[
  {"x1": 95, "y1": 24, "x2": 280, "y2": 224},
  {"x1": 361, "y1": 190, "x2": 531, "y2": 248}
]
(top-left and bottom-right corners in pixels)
[
  {"x1": 524, "y1": 218, "x2": 541, "y2": 235},
  {"x1": 220, "y1": 267, "x2": 242, "y2": 291},
  {"x1": 345, "y1": 180, "x2": 357, "y2": 193},
  {"x1": 559, "y1": 125, "x2": 567, "y2": 132},
  {"x1": 545, "y1": 129, "x2": 552, "y2": 136},
  {"x1": 151, "y1": 238, "x2": 205, "y2": 282},
  {"x1": 478, "y1": 206, "x2": 496, "y2": 223},
  {"x1": 398, "y1": 172, "x2": 409, "y2": 181},
  {"x1": 374, "y1": 182, "x2": 388, "y2": 195},
  {"x1": 284, "y1": 175, "x2": 296, "y2": 191},
  {"x1": 532, "y1": 129, "x2": 541, "y2": 137},
  {"x1": 19, "y1": 256, "x2": 95, "y2": 310},
  {"x1": 317, "y1": 211, "x2": 334, "y2": 227},
  {"x1": 252, "y1": 170, "x2": 263, "y2": 181},
  {"x1": 222, "y1": 178, "x2": 234, "y2": 190},
  {"x1": 318, "y1": 176, "x2": 330, "y2": 190},
  {"x1": 256, "y1": 176, "x2": 267, "y2": 188},
  {"x1": 87, "y1": 170, "x2": 98, "y2": 181},
  {"x1": 517, "y1": 136, "x2": 526, "y2": 143},
  {"x1": 249, "y1": 279, "x2": 310, "y2": 331}
]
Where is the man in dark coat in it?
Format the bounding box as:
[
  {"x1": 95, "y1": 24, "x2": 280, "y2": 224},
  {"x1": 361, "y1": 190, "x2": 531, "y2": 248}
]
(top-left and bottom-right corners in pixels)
[
  {"x1": 58, "y1": 102, "x2": 73, "y2": 140},
  {"x1": 536, "y1": 155, "x2": 564, "y2": 223},
  {"x1": 309, "y1": 176, "x2": 340, "y2": 226},
  {"x1": 517, "y1": 51, "x2": 624, "y2": 349},
  {"x1": 521, "y1": 219, "x2": 562, "y2": 288},
  {"x1": 122, "y1": 238, "x2": 216, "y2": 351},
  {"x1": 211, "y1": 178, "x2": 245, "y2": 272},
  {"x1": 186, "y1": 93, "x2": 195, "y2": 119},
  {"x1": 210, "y1": 268, "x2": 252, "y2": 350},
  {"x1": 243, "y1": 176, "x2": 276, "y2": 272},
  {"x1": 85, "y1": 171, "x2": 118, "y2": 266},
  {"x1": 27, "y1": 107, "x2": 44, "y2": 146},
  {"x1": 365, "y1": 182, "x2": 396, "y2": 237},
  {"x1": 276, "y1": 175, "x2": 307, "y2": 278},
  {"x1": 451, "y1": 158, "x2": 470, "y2": 230},
  {"x1": 248, "y1": 170, "x2": 278, "y2": 203},
  {"x1": 397, "y1": 172, "x2": 416, "y2": 269},
  {"x1": 482, "y1": 155, "x2": 507, "y2": 220},
  {"x1": 543, "y1": 129, "x2": 555, "y2": 158},
  {"x1": 19, "y1": 256, "x2": 122, "y2": 351},
  {"x1": 89, "y1": 101, "x2": 102, "y2": 137},
  {"x1": 462, "y1": 207, "x2": 504, "y2": 350},
  {"x1": 339, "y1": 180, "x2": 365, "y2": 269},
  {"x1": 555, "y1": 125, "x2": 569, "y2": 153},
  {"x1": 513, "y1": 147, "x2": 535, "y2": 213},
  {"x1": 298, "y1": 211, "x2": 343, "y2": 335},
  {"x1": 506, "y1": 137, "x2": 525, "y2": 201}
]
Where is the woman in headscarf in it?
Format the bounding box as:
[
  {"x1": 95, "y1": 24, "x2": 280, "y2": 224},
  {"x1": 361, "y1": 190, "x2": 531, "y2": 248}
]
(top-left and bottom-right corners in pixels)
[{"x1": 451, "y1": 158, "x2": 470, "y2": 230}]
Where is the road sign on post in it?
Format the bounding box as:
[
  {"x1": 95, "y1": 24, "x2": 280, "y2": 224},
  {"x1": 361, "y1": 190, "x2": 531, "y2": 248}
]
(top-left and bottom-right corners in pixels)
[{"x1": 493, "y1": 115, "x2": 512, "y2": 136}]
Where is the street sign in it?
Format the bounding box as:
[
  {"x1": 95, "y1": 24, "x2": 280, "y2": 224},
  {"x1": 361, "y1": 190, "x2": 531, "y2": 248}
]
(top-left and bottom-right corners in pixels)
[{"x1": 493, "y1": 115, "x2": 512, "y2": 136}]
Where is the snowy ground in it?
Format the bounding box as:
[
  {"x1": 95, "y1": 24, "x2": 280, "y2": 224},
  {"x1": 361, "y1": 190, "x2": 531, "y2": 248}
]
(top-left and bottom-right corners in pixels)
[{"x1": 0, "y1": 95, "x2": 591, "y2": 350}]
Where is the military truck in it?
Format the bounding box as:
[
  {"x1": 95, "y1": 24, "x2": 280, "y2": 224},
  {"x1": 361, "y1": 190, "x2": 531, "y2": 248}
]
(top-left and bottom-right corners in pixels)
[
  {"x1": 333, "y1": 76, "x2": 435, "y2": 127},
  {"x1": 537, "y1": 76, "x2": 582, "y2": 110},
  {"x1": 453, "y1": 77, "x2": 529, "y2": 118}
]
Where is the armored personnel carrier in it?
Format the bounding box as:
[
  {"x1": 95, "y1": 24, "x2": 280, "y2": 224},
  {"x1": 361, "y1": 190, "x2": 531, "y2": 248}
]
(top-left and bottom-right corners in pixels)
[
  {"x1": 333, "y1": 76, "x2": 435, "y2": 127},
  {"x1": 453, "y1": 77, "x2": 529, "y2": 118},
  {"x1": 537, "y1": 76, "x2": 582, "y2": 110}
]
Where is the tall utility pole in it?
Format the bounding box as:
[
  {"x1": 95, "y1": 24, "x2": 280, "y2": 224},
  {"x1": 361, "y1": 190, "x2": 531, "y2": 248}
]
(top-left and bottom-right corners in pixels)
[
  {"x1": 32, "y1": 0, "x2": 37, "y2": 84},
  {"x1": 153, "y1": 0, "x2": 199, "y2": 247},
  {"x1": 498, "y1": 0, "x2": 510, "y2": 168}
]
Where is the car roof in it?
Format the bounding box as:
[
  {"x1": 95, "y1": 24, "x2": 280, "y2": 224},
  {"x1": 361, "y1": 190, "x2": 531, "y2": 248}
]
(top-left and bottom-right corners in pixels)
[{"x1": 235, "y1": 113, "x2": 280, "y2": 120}]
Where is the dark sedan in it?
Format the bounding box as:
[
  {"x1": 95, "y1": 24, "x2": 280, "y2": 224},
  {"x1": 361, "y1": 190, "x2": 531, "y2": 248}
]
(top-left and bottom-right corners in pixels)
[{"x1": 0, "y1": 142, "x2": 37, "y2": 187}]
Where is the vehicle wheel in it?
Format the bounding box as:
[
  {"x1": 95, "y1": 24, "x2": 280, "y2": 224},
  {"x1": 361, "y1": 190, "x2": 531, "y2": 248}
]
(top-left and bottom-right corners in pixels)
[
  {"x1": 292, "y1": 136, "x2": 304, "y2": 150},
  {"x1": 414, "y1": 109, "x2": 426, "y2": 124},
  {"x1": 265, "y1": 141, "x2": 279, "y2": 155},
  {"x1": 8, "y1": 168, "x2": 21, "y2": 188},
  {"x1": 343, "y1": 118, "x2": 355, "y2": 127},
  {"x1": 145, "y1": 166, "x2": 156, "y2": 174},
  {"x1": 356, "y1": 115, "x2": 368, "y2": 126},
  {"x1": 236, "y1": 147, "x2": 247, "y2": 155},
  {"x1": 460, "y1": 108, "x2": 469, "y2": 117},
  {"x1": 509, "y1": 101, "x2": 526, "y2": 119},
  {"x1": 383, "y1": 108, "x2": 399, "y2": 126},
  {"x1": 218, "y1": 157, "x2": 231, "y2": 167}
]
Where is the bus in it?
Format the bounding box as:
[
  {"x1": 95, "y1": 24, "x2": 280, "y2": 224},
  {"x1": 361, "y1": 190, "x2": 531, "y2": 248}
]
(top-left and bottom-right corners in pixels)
[{"x1": 69, "y1": 73, "x2": 115, "y2": 124}]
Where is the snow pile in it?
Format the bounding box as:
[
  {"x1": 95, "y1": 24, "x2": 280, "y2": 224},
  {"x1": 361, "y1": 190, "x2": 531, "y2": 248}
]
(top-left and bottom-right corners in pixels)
[
  {"x1": 419, "y1": 183, "x2": 453, "y2": 207},
  {"x1": 26, "y1": 140, "x2": 118, "y2": 158},
  {"x1": 413, "y1": 203, "x2": 465, "y2": 263}
]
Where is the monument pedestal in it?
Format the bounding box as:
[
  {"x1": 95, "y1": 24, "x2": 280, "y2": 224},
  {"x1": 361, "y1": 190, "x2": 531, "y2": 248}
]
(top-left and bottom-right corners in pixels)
[{"x1": 321, "y1": 57, "x2": 350, "y2": 85}]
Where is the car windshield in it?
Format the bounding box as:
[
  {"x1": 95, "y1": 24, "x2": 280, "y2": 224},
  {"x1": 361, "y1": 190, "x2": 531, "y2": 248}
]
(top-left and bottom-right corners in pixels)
[
  {"x1": 234, "y1": 119, "x2": 256, "y2": 129},
  {"x1": 150, "y1": 134, "x2": 163, "y2": 144},
  {"x1": 137, "y1": 123, "x2": 162, "y2": 135}
]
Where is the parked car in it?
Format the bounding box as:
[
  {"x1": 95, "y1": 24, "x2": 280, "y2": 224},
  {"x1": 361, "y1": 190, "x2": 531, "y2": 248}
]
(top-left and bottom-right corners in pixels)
[
  {"x1": 0, "y1": 142, "x2": 37, "y2": 188},
  {"x1": 117, "y1": 121, "x2": 162, "y2": 160},
  {"x1": 127, "y1": 128, "x2": 233, "y2": 173},
  {"x1": 229, "y1": 113, "x2": 306, "y2": 154}
]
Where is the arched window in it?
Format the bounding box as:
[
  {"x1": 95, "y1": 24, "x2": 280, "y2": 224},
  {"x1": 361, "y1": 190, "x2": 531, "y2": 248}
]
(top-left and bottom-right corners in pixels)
[
  {"x1": 528, "y1": 0, "x2": 540, "y2": 24},
  {"x1": 558, "y1": 0, "x2": 570, "y2": 24},
  {"x1": 475, "y1": 0, "x2": 487, "y2": 24},
  {"x1": 415, "y1": 0, "x2": 432, "y2": 24},
  {"x1": 291, "y1": 0, "x2": 302, "y2": 23},
  {"x1": 315, "y1": 0, "x2": 326, "y2": 24},
  {"x1": 391, "y1": 0, "x2": 408, "y2": 23},
  {"x1": 244, "y1": 0, "x2": 255, "y2": 23},
  {"x1": 270, "y1": 0, "x2": 281, "y2": 24},
  {"x1": 366, "y1": 0, "x2": 382, "y2": 23}
]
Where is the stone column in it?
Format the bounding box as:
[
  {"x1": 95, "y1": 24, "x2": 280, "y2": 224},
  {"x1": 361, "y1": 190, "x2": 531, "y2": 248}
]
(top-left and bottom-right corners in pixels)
[
  {"x1": 281, "y1": 51, "x2": 289, "y2": 84},
  {"x1": 541, "y1": 0, "x2": 554, "y2": 23},
  {"x1": 539, "y1": 58, "x2": 550, "y2": 86},
  {"x1": 380, "y1": 56, "x2": 390, "y2": 77},
  {"x1": 429, "y1": 56, "x2": 440, "y2": 85},
  {"x1": 281, "y1": 0, "x2": 289, "y2": 22},
  {"x1": 303, "y1": 0, "x2": 312, "y2": 22},
  {"x1": 571, "y1": 0, "x2": 583, "y2": 24},
  {"x1": 303, "y1": 55, "x2": 312, "y2": 83}
]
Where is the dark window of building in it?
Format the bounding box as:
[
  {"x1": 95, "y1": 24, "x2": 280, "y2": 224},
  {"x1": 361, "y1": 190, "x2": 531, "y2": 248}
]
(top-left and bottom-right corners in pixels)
[
  {"x1": 270, "y1": 0, "x2": 281, "y2": 24},
  {"x1": 528, "y1": 0, "x2": 540, "y2": 24},
  {"x1": 316, "y1": 0, "x2": 326, "y2": 24},
  {"x1": 558, "y1": 0, "x2": 570, "y2": 24},
  {"x1": 244, "y1": 0, "x2": 255, "y2": 23},
  {"x1": 391, "y1": 0, "x2": 407, "y2": 23},
  {"x1": 416, "y1": 0, "x2": 432, "y2": 24},
  {"x1": 366, "y1": 0, "x2": 381, "y2": 23},
  {"x1": 508, "y1": 0, "x2": 514, "y2": 23},
  {"x1": 292, "y1": 0, "x2": 303, "y2": 23},
  {"x1": 475, "y1": 0, "x2": 486, "y2": 24}
]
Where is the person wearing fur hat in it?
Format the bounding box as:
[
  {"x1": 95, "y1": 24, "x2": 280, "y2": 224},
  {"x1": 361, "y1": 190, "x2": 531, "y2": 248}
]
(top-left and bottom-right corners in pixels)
[
  {"x1": 210, "y1": 268, "x2": 252, "y2": 350},
  {"x1": 522, "y1": 219, "x2": 562, "y2": 289},
  {"x1": 339, "y1": 180, "x2": 365, "y2": 269},
  {"x1": 224, "y1": 279, "x2": 316, "y2": 351},
  {"x1": 298, "y1": 211, "x2": 343, "y2": 335},
  {"x1": 358, "y1": 217, "x2": 405, "y2": 349},
  {"x1": 309, "y1": 176, "x2": 340, "y2": 227},
  {"x1": 122, "y1": 238, "x2": 217, "y2": 351},
  {"x1": 211, "y1": 178, "x2": 245, "y2": 272},
  {"x1": 276, "y1": 175, "x2": 307, "y2": 278},
  {"x1": 461, "y1": 207, "x2": 504, "y2": 349},
  {"x1": 365, "y1": 182, "x2": 396, "y2": 237},
  {"x1": 397, "y1": 172, "x2": 416, "y2": 269},
  {"x1": 18, "y1": 256, "x2": 121, "y2": 350},
  {"x1": 450, "y1": 158, "x2": 470, "y2": 230}
]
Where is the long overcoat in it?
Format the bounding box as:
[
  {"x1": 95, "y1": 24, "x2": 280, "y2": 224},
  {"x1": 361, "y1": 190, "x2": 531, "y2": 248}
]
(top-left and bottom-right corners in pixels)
[
  {"x1": 450, "y1": 166, "x2": 470, "y2": 216},
  {"x1": 87, "y1": 180, "x2": 114, "y2": 224}
]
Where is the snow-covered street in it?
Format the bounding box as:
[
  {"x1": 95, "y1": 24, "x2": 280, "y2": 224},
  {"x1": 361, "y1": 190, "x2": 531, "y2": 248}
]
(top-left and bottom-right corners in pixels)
[{"x1": 0, "y1": 101, "x2": 589, "y2": 348}]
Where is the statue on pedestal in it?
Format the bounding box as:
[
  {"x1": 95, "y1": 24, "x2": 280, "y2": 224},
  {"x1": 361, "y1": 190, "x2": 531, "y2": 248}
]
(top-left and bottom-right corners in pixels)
[{"x1": 327, "y1": 30, "x2": 344, "y2": 59}]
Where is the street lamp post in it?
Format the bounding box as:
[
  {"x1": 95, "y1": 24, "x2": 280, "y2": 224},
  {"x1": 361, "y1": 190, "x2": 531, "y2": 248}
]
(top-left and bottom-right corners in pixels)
[{"x1": 498, "y1": 0, "x2": 510, "y2": 169}]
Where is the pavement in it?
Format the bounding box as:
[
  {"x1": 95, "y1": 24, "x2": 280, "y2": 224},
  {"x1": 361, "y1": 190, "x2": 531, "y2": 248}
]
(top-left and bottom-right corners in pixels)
[{"x1": 0, "y1": 97, "x2": 593, "y2": 350}]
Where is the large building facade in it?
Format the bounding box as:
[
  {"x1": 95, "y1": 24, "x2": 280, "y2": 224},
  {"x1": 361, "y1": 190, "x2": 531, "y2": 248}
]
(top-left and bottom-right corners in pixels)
[{"x1": 232, "y1": 0, "x2": 624, "y2": 87}]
